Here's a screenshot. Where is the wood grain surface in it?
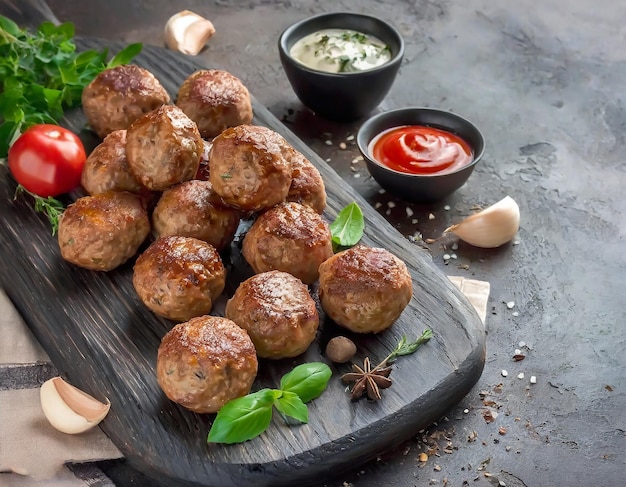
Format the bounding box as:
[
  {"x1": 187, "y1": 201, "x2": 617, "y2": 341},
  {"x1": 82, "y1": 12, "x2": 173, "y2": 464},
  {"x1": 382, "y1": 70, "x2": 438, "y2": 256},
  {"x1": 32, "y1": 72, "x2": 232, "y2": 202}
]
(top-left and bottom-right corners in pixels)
[{"x1": 0, "y1": 40, "x2": 486, "y2": 487}]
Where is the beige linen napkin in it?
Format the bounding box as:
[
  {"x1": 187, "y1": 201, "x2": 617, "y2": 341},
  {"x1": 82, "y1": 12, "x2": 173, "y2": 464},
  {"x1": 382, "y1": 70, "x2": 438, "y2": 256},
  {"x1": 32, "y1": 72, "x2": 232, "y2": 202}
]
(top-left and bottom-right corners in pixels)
[
  {"x1": 0, "y1": 290, "x2": 122, "y2": 486},
  {"x1": 448, "y1": 275, "x2": 490, "y2": 325},
  {"x1": 0, "y1": 276, "x2": 488, "y2": 486}
]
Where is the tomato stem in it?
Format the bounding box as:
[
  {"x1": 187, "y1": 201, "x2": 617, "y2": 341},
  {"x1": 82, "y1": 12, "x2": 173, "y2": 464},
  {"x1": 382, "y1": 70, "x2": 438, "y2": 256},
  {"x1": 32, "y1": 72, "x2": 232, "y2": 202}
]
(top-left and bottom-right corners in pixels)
[{"x1": 13, "y1": 185, "x2": 65, "y2": 235}]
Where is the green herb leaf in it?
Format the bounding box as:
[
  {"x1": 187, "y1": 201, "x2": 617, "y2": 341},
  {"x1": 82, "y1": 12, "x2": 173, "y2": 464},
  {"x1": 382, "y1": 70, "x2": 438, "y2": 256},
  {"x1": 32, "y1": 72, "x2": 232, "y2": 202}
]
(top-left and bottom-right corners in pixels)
[
  {"x1": 107, "y1": 43, "x2": 143, "y2": 67},
  {"x1": 279, "y1": 362, "x2": 332, "y2": 403},
  {"x1": 207, "y1": 389, "x2": 275, "y2": 444},
  {"x1": 337, "y1": 55, "x2": 352, "y2": 73},
  {"x1": 329, "y1": 202, "x2": 365, "y2": 249},
  {"x1": 0, "y1": 15, "x2": 20, "y2": 36},
  {"x1": 317, "y1": 34, "x2": 330, "y2": 47},
  {"x1": 0, "y1": 15, "x2": 142, "y2": 157},
  {"x1": 14, "y1": 185, "x2": 65, "y2": 235},
  {"x1": 273, "y1": 391, "x2": 308, "y2": 424},
  {"x1": 384, "y1": 329, "x2": 433, "y2": 365},
  {"x1": 207, "y1": 362, "x2": 332, "y2": 445}
]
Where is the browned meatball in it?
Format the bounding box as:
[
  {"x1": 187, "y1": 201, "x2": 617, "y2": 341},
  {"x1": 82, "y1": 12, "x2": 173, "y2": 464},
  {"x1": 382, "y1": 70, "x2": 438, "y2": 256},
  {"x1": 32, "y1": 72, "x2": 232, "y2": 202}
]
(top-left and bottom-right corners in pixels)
[
  {"x1": 132, "y1": 236, "x2": 225, "y2": 321},
  {"x1": 58, "y1": 192, "x2": 149, "y2": 271},
  {"x1": 242, "y1": 202, "x2": 333, "y2": 284},
  {"x1": 157, "y1": 316, "x2": 258, "y2": 413},
  {"x1": 209, "y1": 125, "x2": 293, "y2": 212},
  {"x1": 126, "y1": 105, "x2": 203, "y2": 191},
  {"x1": 82, "y1": 64, "x2": 170, "y2": 139},
  {"x1": 80, "y1": 130, "x2": 142, "y2": 195},
  {"x1": 286, "y1": 151, "x2": 327, "y2": 214},
  {"x1": 225, "y1": 271, "x2": 319, "y2": 359},
  {"x1": 176, "y1": 69, "x2": 253, "y2": 139},
  {"x1": 152, "y1": 180, "x2": 240, "y2": 251},
  {"x1": 318, "y1": 245, "x2": 413, "y2": 333}
]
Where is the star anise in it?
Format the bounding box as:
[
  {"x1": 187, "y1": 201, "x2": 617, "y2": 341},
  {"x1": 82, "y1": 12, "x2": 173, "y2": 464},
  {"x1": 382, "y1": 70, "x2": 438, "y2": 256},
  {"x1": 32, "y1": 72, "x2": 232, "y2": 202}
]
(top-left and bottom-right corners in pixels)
[{"x1": 341, "y1": 357, "x2": 393, "y2": 401}]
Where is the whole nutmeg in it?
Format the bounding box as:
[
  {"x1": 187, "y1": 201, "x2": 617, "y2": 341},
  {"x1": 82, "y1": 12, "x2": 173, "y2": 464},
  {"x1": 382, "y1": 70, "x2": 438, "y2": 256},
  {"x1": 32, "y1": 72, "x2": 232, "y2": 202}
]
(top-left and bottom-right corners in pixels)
[{"x1": 325, "y1": 336, "x2": 357, "y2": 363}]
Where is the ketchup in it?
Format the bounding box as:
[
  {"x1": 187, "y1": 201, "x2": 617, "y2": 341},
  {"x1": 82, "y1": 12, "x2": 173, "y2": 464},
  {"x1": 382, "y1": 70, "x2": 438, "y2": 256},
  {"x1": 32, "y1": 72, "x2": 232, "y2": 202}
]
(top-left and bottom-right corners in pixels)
[{"x1": 370, "y1": 125, "x2": 473, "y2": 175}]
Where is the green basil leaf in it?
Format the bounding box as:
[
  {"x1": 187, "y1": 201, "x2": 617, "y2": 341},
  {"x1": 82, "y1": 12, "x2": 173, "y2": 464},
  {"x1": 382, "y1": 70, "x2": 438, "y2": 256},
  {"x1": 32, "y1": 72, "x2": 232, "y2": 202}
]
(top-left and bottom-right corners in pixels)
[
  {"x1": 329, "y1": 202, "x2": 365, "y2": 249},
  {"x1": 279, "y1": 362, "x2": 332, "y2": 403},
  {"x1": 274, "y1": 391, "x2": 308, "y2": 424},
  {"x1": 107, "y1": 43, "x2": 143, "y2": 67},
  {"x1": 207, "y1": 389, "x2": 275, "y2": 444}
]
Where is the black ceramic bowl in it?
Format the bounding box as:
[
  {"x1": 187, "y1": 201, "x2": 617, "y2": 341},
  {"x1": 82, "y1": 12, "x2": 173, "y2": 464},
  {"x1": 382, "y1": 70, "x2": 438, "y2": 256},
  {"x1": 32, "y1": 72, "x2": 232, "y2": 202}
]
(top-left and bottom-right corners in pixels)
[
  {"x1": 278, "y1": 12, "x2": 404, "y2": 122},
  {"x1": 357, "y1": 108, "x2": 485, "y2": 203}
]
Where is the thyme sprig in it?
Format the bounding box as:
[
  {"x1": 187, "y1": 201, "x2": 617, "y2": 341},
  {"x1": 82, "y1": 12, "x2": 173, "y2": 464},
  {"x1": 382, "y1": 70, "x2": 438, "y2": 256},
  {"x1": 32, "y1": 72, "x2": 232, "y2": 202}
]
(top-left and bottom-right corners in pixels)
[
  {"x1": 14, "y1": 185, "x2": 64, "y2": 235},
  {"x1": 381, "y1": 329, "x2": 434, "y2": 366},
  {"x1": 341, "y1": 329, "x2": 433, "y2": 401}
]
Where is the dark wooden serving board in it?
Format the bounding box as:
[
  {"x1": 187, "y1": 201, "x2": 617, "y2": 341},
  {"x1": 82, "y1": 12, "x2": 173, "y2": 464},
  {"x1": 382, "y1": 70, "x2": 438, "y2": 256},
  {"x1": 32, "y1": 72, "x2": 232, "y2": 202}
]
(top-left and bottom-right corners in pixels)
[{"x1": 0, "y1": 40, "x2": 485, "y2": 487}]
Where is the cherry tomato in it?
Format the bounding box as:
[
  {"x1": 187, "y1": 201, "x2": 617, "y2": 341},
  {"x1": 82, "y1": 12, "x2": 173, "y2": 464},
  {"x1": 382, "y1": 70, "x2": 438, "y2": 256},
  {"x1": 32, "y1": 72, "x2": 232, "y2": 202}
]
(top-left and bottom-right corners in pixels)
[{"x1": 8, "y1": 124, "x2": 86, "y2": 197}]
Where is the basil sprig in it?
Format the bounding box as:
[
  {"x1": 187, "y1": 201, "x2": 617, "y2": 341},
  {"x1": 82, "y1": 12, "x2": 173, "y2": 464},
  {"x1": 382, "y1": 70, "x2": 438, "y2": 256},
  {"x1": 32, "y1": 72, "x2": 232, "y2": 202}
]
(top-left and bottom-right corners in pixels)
[
  {"x1": 329, "y1": 202, "x2": 364, "y2": 250},
  {"x1": 208, "y1": 362, "x2": 331, "y2": 444}
]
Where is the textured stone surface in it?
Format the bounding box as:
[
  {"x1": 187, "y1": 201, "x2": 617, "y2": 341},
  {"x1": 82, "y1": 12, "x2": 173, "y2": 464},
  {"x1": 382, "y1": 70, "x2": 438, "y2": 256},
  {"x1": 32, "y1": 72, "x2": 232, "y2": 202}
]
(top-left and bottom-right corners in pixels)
[{"x1": 5, "y1": 1, "x2": 626, "y2": 485}]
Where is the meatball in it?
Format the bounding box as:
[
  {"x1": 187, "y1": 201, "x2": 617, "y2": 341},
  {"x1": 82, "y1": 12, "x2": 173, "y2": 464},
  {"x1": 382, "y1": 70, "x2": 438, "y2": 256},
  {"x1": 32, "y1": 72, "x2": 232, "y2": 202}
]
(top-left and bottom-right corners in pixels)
[
  {"x1": 318, "y1": 245, "x2": 413, "y2": 333},
  {"x1": 176, "y1": 69, "x2": 253, "y2": 139},
  {"x1": 157, "y1": 316, "x2": 258, "y2": 413},
  {"x1": 242, "y1": 202, "x2": 333, "y2": 284},
  {"x1": 225, "y1": 271, "x2": 319, "y2": 359},
  {"x1": 286, "y1": 151, "x2": 327, "y2": 214},
  {"x1": 82, "y1": 64, "x2": 170, "y2": 139},
  {"x1": 152, "y1": 179, "x2": 240, "y2": 251},
  {"x1": 58, "y1": 192, "x2": 149, "y2": 271},
  {"x1": 132, "y1": 236, "x2": 225, "y2": 321},
  {"x1": 126, "y1": 105, "x2": 203, "y2": 191},
  {"x1": 209, "y1": 124, "x2": 294, "y2": 212},
  {"x1": 80, "y1": 130, "x2": 142, "y2": 195}
]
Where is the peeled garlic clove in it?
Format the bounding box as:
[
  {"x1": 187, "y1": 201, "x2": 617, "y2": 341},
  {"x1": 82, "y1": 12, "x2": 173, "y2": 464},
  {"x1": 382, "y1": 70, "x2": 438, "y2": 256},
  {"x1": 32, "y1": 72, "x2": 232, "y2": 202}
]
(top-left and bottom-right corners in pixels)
[
  {"x1": 164, "y1": 10, "x2": 216, "y2": 56},
  {"x1": 444, "y1": 196, "x2": 520, "y2": 248},
  {"x1": 40, "y1": 377, "x2": 110, "y2": 434}
]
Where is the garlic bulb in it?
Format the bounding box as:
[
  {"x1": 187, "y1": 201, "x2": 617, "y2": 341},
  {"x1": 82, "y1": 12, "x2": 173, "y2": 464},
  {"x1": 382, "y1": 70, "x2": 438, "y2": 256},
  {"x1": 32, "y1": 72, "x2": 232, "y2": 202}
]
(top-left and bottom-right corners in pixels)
[
  {"x1": 164, "y1": 10, "x2": 216, "y2": 56},
  {"x1": 40, "y1": 377, "x2": 110, "y2": 434},
  {"x1": 444, "y1": 196, "x2": 520, "y2": 248}
]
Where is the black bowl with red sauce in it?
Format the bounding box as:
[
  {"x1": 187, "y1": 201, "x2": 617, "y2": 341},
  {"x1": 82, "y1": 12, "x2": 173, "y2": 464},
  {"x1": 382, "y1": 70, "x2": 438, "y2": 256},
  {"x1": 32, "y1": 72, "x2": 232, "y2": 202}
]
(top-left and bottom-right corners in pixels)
[{"x1": 357, "y1": 108, "x2": 485, "y2": 203}]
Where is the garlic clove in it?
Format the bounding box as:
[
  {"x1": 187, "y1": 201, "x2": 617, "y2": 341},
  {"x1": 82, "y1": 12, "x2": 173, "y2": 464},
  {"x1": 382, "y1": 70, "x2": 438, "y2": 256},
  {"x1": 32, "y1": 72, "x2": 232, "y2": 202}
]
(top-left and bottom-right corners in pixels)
[
  {"x1": 164, "y1": 10, "x2": 216, "y2": 56},
  {"x1": 181, "y1": 19, "x2": 217, "y2": 55},
  {"x1": 40, "y1": 377, "x2": 110, "y2": 434},
  {"x1": 444, "y1": 196, "x2": 520, "y2": 248}
]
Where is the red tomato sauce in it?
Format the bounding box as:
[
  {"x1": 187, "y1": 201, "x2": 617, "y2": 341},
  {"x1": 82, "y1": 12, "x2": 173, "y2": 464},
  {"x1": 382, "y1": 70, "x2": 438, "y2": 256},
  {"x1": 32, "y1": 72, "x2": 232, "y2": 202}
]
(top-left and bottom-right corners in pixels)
[{"x1": 369, "y1": 125, "x2": 473, "y2": 175}]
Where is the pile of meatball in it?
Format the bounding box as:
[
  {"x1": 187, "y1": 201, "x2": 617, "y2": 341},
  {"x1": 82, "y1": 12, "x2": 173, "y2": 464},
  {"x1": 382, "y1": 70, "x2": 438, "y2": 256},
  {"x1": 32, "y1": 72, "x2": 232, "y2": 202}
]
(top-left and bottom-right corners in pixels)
[{"x1": 59, "y1": 64, "x2": 413, "y2": 414}]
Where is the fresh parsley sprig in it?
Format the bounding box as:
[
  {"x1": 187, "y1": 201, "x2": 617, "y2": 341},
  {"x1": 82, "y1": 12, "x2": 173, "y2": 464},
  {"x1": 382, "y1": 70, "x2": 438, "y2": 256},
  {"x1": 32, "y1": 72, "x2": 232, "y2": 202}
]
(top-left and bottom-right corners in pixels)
[
  {"x1": 0, "y1": 15, "x2": 142, "y2": 157},
  {"x1": 207, "y1": 362, "x2": 332, "y2": 444}
]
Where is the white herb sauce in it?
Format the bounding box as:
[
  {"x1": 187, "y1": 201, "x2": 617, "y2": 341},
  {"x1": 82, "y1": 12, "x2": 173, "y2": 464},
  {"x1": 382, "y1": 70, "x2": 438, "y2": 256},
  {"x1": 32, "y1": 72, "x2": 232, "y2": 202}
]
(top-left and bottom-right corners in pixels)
[{"x1": 289, "y1": 29, "x2": 391, "y2": 73}]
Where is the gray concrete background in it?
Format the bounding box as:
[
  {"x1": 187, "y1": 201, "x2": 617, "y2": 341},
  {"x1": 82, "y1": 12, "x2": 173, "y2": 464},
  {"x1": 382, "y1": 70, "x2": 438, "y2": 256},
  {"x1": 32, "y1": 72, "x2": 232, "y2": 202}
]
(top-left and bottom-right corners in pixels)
[{"x1": 5, "y1": 1, "x2": 626, "y2": 486}]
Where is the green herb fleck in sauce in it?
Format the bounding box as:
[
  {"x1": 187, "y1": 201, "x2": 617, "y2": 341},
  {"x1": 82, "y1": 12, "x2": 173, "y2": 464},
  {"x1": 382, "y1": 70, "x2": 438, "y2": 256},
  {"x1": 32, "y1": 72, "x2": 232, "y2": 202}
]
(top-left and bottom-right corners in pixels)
[{"x1": 290, "y1": 28, "x2": 391, "y2": 73}]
